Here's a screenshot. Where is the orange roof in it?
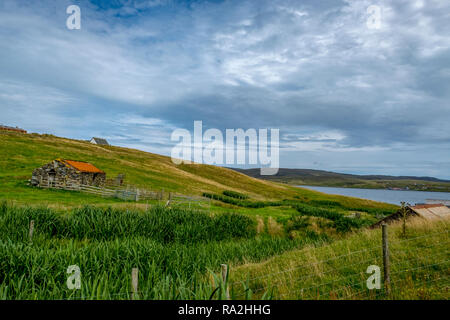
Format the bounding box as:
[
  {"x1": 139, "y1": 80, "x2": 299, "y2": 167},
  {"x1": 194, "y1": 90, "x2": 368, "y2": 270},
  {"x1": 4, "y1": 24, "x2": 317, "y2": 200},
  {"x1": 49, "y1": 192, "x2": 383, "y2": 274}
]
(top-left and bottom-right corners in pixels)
[{"x1": 59, "y1": 159, "x2": 104, "y2": 173}]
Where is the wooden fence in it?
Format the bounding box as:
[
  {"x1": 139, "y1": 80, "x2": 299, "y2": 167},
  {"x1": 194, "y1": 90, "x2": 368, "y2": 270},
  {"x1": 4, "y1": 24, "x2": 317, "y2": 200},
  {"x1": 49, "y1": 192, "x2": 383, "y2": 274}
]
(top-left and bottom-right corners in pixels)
[
  {"x1": 32, "y1": 179, "x2": 212, "y2": 207},
  {"x1": 34, "y1": 179, "x2": 164, "y2": 201},
  {"x1": 167, "y1": 193, "x2": 212, "y2": 210}
]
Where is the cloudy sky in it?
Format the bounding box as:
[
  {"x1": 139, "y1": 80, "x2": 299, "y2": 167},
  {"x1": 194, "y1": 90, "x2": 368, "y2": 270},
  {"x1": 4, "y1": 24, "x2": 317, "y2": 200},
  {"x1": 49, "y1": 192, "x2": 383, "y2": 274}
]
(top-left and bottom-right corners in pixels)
[{"x1": 1, "y1": 0, "x2": 449, "y2": 178}]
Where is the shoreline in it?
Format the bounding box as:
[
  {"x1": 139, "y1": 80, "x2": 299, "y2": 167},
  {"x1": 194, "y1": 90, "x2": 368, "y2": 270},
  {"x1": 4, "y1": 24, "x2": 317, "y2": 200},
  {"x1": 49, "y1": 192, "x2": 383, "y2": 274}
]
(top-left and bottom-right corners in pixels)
[
  {"x1": 290, "y1": 183, "x2": 450, "y2": 193},
  {"x1": 297, "y1": 185, "x2": 450, "y2": 206}
]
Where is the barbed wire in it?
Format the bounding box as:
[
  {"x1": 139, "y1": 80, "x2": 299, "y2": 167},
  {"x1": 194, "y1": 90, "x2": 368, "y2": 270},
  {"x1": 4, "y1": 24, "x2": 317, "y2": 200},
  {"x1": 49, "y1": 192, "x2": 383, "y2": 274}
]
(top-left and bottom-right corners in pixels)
[
  {"x1": 280, "y1": 260, "x2": 450, "y2": 300},
  {"x1": 390, "y1": 250, "x2": 450, "y2": 269},
  {"x1": 340, "y1": 274, "x2": 449, "y2": 300},
  {"x1": 239, "y1": 252, "x2": 450, "y2": 299},
  {"x1": 390, "y1": 239, "x2": 450, "y2": 254},
  {"x1": 59, "y1": 228, "x2": 450, "y2": 300},
  {"x1": 390, "y1": 274, "x2": 450, "y2": 288},
  {"x1": 230, "y1": 243, "x2": 382, "y2": 286},
  {"x1": 391, "y1": 259, "x2": 450, "y2": 276},
  {"x1": 278, "y1": 271, "x2": 450, "y2": 301},
  {"x1": 255, "y1": 246, "x2": 449, "y2": 295},
  {"x1": 339, "y1": 286, "x2": 383, "y2": 300},
  {"x1": 309, "y1": 259, "x2": 448, "y2": 296},
  {"x1": 321, "y1": 256, "x2": 450, "y2": 300},
  {"x1": 320, "y1": 278, "x2": 372, "y2": 299},
  {"x1": 389, "y1": 229, "x2": 449, "y2": 245},
  {"x1": 231, "y1": 229, "x2": 449, "y2": 287},
  {"x1": 234, "y1": 254, "x2": 380, "y2": 297}
]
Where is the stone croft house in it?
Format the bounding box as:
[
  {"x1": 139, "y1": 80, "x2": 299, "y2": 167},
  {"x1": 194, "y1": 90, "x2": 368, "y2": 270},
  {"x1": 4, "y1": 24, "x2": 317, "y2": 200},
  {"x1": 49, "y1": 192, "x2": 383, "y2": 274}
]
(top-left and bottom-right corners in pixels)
[{"x1": 31, "y1": 159, "x2": 106, "y2": 187}]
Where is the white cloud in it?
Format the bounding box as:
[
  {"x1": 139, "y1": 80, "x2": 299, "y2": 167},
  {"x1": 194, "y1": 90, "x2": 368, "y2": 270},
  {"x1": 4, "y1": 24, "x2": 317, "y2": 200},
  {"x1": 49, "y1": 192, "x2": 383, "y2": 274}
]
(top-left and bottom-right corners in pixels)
[{"x1": 0, "y1": 0, "x2": 449, "y2": 177}]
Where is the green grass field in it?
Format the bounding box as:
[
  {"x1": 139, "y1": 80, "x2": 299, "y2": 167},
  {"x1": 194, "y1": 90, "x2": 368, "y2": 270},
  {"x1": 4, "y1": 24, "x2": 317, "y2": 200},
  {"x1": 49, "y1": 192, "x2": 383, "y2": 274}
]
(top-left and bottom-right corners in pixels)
[
  {"x1": 0, "y1": 131, "x2": 397, "y2": 205},
  {"x1": 2, "y1": 131, "x2": 447, "y2": 300},
  {"x1": 0, "y1": 203, "x2": 328, "y2": 299},
  {"x1": 0, "y1": 131, "x2": 397, "y2": 231},
  {"x1": 229, "y1": 217, "x2": 450, "y2": 300},
  {"x1": 0, "y1": 203, "x2": 447, "y2": 300}
]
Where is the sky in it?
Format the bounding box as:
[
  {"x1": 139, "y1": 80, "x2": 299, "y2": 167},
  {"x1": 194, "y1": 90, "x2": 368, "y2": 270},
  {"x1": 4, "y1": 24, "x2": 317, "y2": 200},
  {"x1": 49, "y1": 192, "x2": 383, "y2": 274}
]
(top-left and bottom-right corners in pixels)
[{"x1": 0, "y1": 0, "x2": 449, "y2": 178}]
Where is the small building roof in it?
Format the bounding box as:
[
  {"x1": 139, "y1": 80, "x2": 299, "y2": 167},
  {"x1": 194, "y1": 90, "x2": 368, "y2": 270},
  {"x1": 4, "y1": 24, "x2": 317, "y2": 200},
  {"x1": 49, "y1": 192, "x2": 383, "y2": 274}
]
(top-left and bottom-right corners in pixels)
[
  {"x1": 410, "y1": 204, "x2": 450, "y2": 220},
  {"x1": 426, "y1": 199, "x2": 450, "y2": 207},
  {"x1": 57, "y1": 159, "x2": 105, "y2": 174},
  {"x1": 0, "y1": 125, "x2": 27, "y2": 133},
  {"x1": 370, "y1": 203, "x2": 450, "y2": 228},
  {"x1": 90, "y1": 137, "x2": 109, "y2": 145}
]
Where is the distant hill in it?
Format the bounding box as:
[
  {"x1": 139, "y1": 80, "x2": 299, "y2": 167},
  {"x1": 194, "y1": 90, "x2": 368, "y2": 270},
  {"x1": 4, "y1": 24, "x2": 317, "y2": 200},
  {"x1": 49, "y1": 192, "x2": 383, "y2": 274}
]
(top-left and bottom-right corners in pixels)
[
  {"x1": 0, "y1": 131, "x2": 402, "y2": 220},
  {"x1": 0, "y1": 132, "x2": 298, "y2": 203},
  {"x1": 231, "y1": 168, "x2": 450, "y2": 192}
]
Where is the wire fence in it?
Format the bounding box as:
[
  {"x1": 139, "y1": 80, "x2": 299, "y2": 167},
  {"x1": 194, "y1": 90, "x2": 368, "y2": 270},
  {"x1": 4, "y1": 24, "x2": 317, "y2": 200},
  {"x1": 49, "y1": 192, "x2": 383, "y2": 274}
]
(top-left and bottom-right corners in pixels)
[
  {"x1": 227, "y1": 227, "x2": 450, "y2": 300},
  {"x1": 228, "y1": 230, "x2": 450, "y2": 289},
  {"x1": 49, "y1": 224, "x2": 450, "y2": 300}
]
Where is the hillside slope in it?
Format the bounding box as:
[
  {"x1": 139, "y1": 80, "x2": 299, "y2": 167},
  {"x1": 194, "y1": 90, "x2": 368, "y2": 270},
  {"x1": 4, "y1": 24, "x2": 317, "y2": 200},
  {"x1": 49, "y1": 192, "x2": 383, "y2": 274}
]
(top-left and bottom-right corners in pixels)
[
  {"x1": 0, "y1": 132, "x2": 288, "y2": 200},
  {"x1": 0, "y1": 132, "x2": 396, "y2": 212}
]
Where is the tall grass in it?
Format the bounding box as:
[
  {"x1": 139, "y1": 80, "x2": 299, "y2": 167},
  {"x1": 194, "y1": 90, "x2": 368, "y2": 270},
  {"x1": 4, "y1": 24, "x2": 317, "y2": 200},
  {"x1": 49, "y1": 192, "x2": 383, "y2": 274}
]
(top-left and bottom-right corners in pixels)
[
  {"x1": 229, "y1": 217, "x2": 450, "y2": 300},
  {"x1": 0, "y1": 202, "x2": 326, "y2": 299},
  {"x1": 294, "y1": 203, "x2": 370, "y2": 232},
  {"x1": 202, "y1": 194, "x2": 393, "y2": 233},
  {"x1": 203, "y1": 192, "x2": 282, "y2": 208},
  {"x1": 0, "y1": 204, "x2": 256, "y2": 243},
  {"x1": 222, "y1": 190, "x2": 249, "y2": 200}
]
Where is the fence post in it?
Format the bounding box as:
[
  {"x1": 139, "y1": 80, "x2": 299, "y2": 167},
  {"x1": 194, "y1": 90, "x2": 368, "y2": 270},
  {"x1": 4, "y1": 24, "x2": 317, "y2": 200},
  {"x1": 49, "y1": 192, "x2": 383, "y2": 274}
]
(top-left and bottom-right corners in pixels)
[
  {"x1": 135, "y1": 189, "x2": 140, "y2": 202},
  {"x1": 221, "y1": 264, "x2": 230, "y2": 300},
  {"x1": 382, "y1": 223, "x2": 391, "y2": 296},
  {"x1": 131, "y1": 268, "x2": 139, "y2": 300},
  {"x1": 29, "y1": 220, "x2": 35, "y2": 243}
]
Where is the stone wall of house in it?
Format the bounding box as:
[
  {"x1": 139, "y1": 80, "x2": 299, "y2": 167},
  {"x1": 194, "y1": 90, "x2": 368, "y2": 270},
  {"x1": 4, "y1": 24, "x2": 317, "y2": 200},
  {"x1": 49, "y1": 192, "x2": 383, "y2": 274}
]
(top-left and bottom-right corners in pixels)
[
  {"x1": 31, "y1": 160, "x2": 106, "y2": 187},
  {"x1": 31, "y1": 160, "x2": 80, "y2": 186},
  {"x1": 81, "y1": 172, "x2": 106, "y2": 186}
]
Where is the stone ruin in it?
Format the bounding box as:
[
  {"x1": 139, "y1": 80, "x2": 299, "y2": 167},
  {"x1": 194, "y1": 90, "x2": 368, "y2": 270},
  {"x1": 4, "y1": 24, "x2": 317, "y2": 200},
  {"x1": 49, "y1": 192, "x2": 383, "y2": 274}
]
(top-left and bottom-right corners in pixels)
[{"x1": 31, "y1": 159, "x2": 106, "y2": 188}]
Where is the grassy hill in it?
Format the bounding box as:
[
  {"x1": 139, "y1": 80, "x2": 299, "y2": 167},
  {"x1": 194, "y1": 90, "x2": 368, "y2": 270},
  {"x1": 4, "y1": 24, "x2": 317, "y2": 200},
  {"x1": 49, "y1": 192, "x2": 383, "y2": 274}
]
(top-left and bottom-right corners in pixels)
[
  {"x1": 0, "y1": 132, "x2": 292, "y2": 201},
  {"x1": 0, "y1": 132, "x2": 396, "y2": 214},
  {"x1": 1, "y1": 132, "x2": 448, "y2": 300},
  {"x1": 233, "y1": 168, "x2": 450, "y2": 192}
]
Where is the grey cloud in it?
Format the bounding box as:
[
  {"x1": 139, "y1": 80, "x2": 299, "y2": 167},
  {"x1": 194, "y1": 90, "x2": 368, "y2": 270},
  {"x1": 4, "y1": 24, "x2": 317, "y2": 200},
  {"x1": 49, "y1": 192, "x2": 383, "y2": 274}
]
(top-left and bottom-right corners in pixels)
[{"x1": 0, "y1": 0, "x2": 449, "y2": 177}]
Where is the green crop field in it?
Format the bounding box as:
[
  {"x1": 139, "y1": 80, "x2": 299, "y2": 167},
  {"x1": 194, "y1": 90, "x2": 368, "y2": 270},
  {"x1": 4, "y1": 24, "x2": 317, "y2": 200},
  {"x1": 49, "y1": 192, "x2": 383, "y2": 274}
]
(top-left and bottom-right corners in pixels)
[
  {"x1": 0, "y1": 131, "x2": 448, "y2": 300},
  {"x1": 0, "y1": 203, "x2": 326, "y2": 299},
  {"x1": 0, "y1": 131, "x2": 396, "y2": 219}
]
